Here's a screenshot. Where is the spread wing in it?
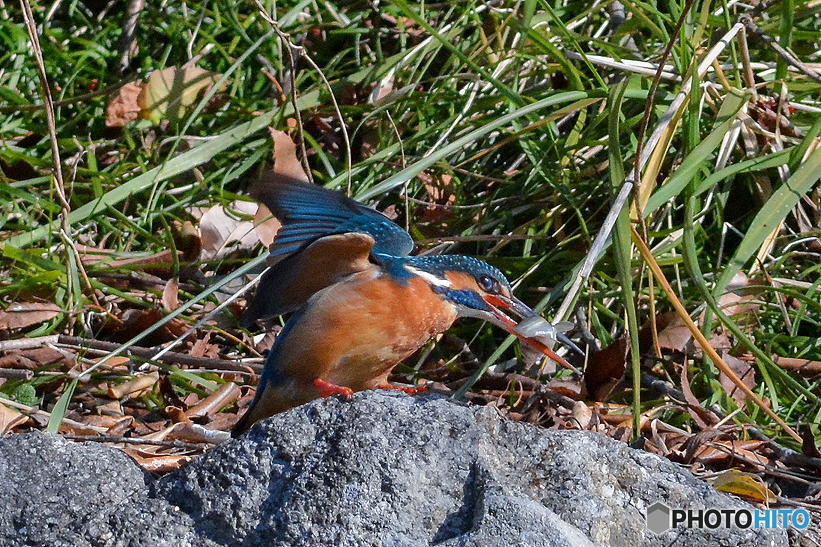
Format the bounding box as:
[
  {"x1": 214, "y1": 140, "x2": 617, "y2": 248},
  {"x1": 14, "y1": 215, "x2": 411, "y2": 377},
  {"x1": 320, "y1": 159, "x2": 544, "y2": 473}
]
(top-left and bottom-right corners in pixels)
[
  {"x1": 242, "y1": 175, "x2": 414, "y2": 326},
  {"x1": 250, "y1": 174, "x2": 414, "y2": 260}
]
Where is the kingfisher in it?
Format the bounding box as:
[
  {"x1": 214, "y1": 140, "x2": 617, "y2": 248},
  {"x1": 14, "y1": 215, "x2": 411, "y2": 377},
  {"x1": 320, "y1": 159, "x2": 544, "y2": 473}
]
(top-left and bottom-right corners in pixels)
[{"x1": 232, "y1": 174, "x2": 578, "y2": 436}]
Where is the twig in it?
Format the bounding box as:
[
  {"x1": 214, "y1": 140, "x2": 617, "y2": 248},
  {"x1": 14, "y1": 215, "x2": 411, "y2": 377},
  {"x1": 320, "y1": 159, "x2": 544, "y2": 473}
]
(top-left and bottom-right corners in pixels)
[
  {"x1": 62, "y1": 434, "x2": 207, "y2": 450},
  {"x1": 0, "y1": 369, "x2": 33, "y2": 380},
  {"x1": 0, "y1": 335, "x2": 60, "y2": 351},
  {"x1": 19, "y1": 0, "x2": 99, "y2": 312},
  {"x1": 770, "y1": 356, "x2": 821, "y2": 376},
  {"x1": 117, "y1": 0, "x2": 144, "y2": 74},
  {"x1": 250, "y1": 0, "x2": 352, "y2": 191},
  {"x1": 631, "y1": 226, "x2": 802, "y2": 443},
  {"x1": 740, "y1": 16, "x2": 821, "y2": 84},
  {"x1": 0, "y1": 395, "x2": 107, "y2": 433},
  {"x1": 56, "y1": 335, "x2": 263, "y2": 373}
]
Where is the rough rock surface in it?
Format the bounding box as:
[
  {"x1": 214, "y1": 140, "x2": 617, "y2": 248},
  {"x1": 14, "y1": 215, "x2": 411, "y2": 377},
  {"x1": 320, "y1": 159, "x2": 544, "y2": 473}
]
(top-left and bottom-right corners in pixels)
[{"x1": 0, "y1": 391, "x2": 786, "y2": 546}]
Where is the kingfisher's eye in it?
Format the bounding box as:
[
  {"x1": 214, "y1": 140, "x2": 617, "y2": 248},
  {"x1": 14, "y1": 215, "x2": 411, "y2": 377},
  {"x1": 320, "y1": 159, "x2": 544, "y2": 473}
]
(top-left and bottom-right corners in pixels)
[{"x1": 478, "y1": 275, "x2": 495, "y2": 292}]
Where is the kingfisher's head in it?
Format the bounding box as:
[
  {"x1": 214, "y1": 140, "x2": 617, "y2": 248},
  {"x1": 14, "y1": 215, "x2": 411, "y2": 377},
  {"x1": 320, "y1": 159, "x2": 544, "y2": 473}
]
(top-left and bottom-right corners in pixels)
[{"x1": 402, "y1": 255, "x2": 578, "y2": 369}]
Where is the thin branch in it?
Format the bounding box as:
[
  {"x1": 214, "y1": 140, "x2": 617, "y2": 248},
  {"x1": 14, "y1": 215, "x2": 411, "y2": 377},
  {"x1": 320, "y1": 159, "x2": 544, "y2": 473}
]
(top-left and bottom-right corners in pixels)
[
  {"x1": 62, "y1": 434, "x2": 208, "y2": 450},
  {"x1": 57, "y1": 335, "x2": 263, "y2": 374},
  {"x1": 250, "y1": 0, "x2": 352, "y2": 191},
  {"x1": 19, "y1": 0, "x2": 99, "y2": 312},
  {"x1": 740, "y1": 16, "x2": 821, "y2": 84},
  {"x1": 631, "y1": 226, "x2": 802, "y2": 443}
]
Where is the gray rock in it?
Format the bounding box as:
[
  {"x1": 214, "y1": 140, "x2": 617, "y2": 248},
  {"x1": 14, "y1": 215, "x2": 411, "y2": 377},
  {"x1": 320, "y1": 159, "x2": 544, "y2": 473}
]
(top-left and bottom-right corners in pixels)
[{"x1": 0, "y1": 391, "x2": 787, "y2": 546}]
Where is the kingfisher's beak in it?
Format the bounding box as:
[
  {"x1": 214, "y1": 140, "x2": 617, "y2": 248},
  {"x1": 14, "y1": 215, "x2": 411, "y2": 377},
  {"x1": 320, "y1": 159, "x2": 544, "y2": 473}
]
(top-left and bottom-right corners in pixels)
[{"x1": 481, "y1": 294, "x2": 580, "y2": 373}]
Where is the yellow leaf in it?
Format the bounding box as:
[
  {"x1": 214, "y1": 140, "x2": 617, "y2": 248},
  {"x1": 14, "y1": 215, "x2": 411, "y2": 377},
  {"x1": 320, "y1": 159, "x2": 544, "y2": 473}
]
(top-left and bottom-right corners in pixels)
[
  {"x1": 712, "y1": 469, "x2": 777, "y2": 503},
  {"x1": 138, "y1": 66, "x2": 221, "y2": 124}
]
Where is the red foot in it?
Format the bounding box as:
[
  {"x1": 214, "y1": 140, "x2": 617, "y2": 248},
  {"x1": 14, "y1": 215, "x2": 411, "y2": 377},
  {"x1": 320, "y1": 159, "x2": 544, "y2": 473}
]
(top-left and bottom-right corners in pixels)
[
  {"x1": 377, "y1": 383, "x2": 427, "y2": 395},
  {"x1": 313, "y1": 378, "x2": 354, "y2": 398}
]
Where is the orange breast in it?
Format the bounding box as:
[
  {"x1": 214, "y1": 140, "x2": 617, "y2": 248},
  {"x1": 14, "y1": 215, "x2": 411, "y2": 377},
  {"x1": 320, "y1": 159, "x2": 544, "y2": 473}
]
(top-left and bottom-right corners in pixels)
[{"x1": 275, "y1": 269, "x2": 458, "y2": 390}]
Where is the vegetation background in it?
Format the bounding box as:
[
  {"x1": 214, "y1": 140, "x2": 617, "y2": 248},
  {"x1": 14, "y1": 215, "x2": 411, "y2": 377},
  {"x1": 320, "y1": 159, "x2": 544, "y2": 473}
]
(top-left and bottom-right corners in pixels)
[{"x1": 0, "y1": 0, "x2": 818, "y2": 507}]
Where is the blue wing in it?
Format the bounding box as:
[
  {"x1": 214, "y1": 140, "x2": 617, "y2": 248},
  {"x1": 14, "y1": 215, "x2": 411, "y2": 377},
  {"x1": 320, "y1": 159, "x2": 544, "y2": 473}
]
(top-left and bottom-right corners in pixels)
[
  {"x1": 242, "y1": 175, "x2": 414, "y2": 327},
  {"x1": 250, "y1": 174, "x2": 414, "y2": 260}
]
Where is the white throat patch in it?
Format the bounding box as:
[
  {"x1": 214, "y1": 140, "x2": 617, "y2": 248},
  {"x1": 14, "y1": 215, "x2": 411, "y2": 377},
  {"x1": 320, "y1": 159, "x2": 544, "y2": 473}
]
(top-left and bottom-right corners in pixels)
[{"x1": 405, "y1": 266, "x2": 452, "y2": 288}]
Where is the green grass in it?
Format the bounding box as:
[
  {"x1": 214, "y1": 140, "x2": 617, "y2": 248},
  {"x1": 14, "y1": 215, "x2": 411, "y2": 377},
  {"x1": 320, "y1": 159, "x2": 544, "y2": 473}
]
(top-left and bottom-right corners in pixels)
[{"x1": 0, "y1": 0, "x2": 818, "y2": 470}]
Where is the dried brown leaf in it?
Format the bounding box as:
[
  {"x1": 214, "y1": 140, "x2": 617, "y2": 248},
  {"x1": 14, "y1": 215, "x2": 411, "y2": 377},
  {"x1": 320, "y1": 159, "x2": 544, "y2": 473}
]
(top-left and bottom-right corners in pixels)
[
  {"x1": 124, "y1": 448, "x2": 192, "y2": 473},
  {"x1": 585, "y1": 337, "x2": 627, "y2": 401},
  {"x1": 184, "y1": 382, "x2": 241, "y2": 419},
  {"x1": 269, "y1": 129, "x2": 309, "y2": 182},
  {"x1": 680, "y1": 366, "x2": 720, "y2": 428},
  {"x1": 108, "y1": 371, "x2": 160, "y2": 399},
  {"x1": 105, "y1": 81, "x2": 143, "y2": 127},
  {"x1": 655, "y1": 312, "x2": 692, "y2": 353},
  {"x1": 162, "y1": 278, "x2": 179, "y2": 311},
  {"x1": 0, "y1": 403, "x2": 28, "y2": 435},
  {"x1": 99, "y1": 309, "x2": 188, "y2": 345},
  {"x1": 253, "y1": 203, "x2": 281, "y2": 249},
  {"x1": 189, "y1": 334, "x2": 221, "y2": 359},
  {"x1": 571, "y1": 401, "x2": 592, "y2": 429},
  {"x1": 164, "y1": 422, "x2": 230, "y2": 444},
  {"x1": 718, "y1": 353, "x2": 756, "y2": 406},
  {"x1": 0, "y1": 302, "x2": 61, "y2": 331},
  {"x1": 692, "y1": 440, "x2": 770, "y2": 466},
  {"x1": 165, "y1": 406, "x2": 191, "y2": 424}
]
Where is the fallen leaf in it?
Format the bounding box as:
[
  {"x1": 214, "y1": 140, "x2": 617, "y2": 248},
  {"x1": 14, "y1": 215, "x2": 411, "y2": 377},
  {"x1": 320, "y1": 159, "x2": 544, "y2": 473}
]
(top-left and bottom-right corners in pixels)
[
  {"x1": 204, "y1": 412, "x2": 240, "y2": 432},
  {"x1": 712, "y1": 469, "x2": 778, "y2": 503},
  {"x1": 715, "y1": 272, "x2": 759, "y2": 330},
  {"x1": 772, "y1": 356, "x2": 821, "y2": 377},
  {"x1": 0, "y1": 302, "x2": 61, "y2": 331},
  {"x1": 680, "y1": 366, "x2": 720, "y2": 428},
  {"x1": 124, "y1": 448, "x2": 192, "y2": 473},
  {"x1": 655, "y1": 312, "x2": 692, "y2": 353},
  {"x1": 269, "y1": 129, "x2": 310, "y2": 182},
  {"x1": 546, "y1": 378, "x2": 586, "y2": 400},
  {"x1": 0, "y1": 403, "x2": 28, "y2": 435},
  {"x1": 369, "y1": 70, "x2": 395, "y2": 105},
  {"x1": 418, "y1": 172, "x2": 456, "y2": 225},
  {"x1": 0, "y1": 353, "x2": 39, "y2": 370},
  {"x1": 184, "y1": 382, "x2": 241, "y2": 418},
  {"x1": 691, "y1": 440, "x2": 770, "y2": 466},
  {"x1": 253, "y1": 202, "x2": 281, "y2": 249},
  {"x1": 98, "y1": 308, "x2": 188, "y2": 345},
  {"x1": 571, "y1": 401, "x2": 592, "y2": 429},
  {"x1": 95, "y1": 400, "x2": 124, "y2": 416},
  {"x1": 77, "y1": 245, "x2": 180, "y2": 270},
  {"x1": 198, "y1": 201, "x2": 259, "y2": 261},
  {"x1": 105, "y1": 81, "x2": 143, "y2": 127},
  {"x1": 800, "y1": 425, "x2": 821, "y2": 458},
  {"x1": 173, "y1": 220, "x2": 202, "y2": 261},
  {"x1": 166, "y1": 422, "x2": 230, "y2": 444},
  {"x1": 162, "y1": 278, "x2": 179, "y2": 311},
  {"x1": 165, "y1": 406, "x2": 191, "y2": 424},
  {"x1": 718, "y1": 353, "x2": 755, "y2": 406},
  {"x1": 138, "y1": 66, "x2": 222, "y2": 124},
  {"x1": 80, "y1": 414, "x2": 132, "y2": 430},
  {"x1": 142, "y1": 421, "x2": 229, "y2": 444},
  {"x1": 108, "y1": 371, "x2": 160, "y2": 399},
  {"x1": 585, "y1": 337, "x2": 627, "y2": 401},
  {"x1": 189, "y1": 334, "x2": 221, "y2": 359}
]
